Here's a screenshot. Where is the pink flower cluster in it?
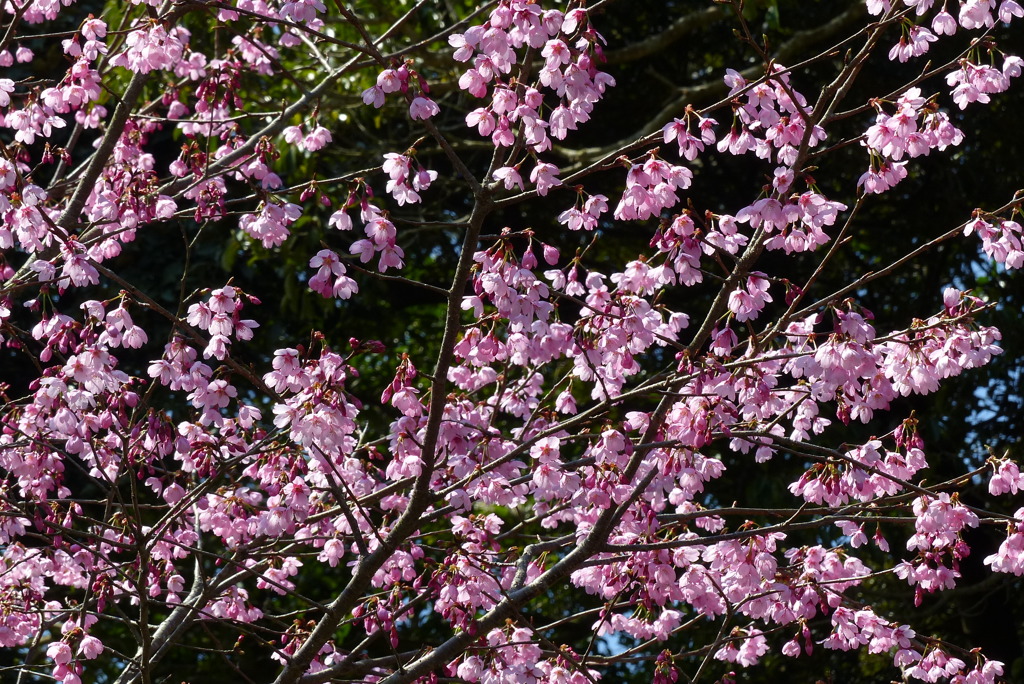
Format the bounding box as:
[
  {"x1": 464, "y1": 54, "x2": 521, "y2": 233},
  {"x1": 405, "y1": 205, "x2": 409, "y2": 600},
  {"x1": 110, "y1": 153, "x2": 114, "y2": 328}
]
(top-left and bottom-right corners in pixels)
[
  {"x1": 717, "y1": 66, "x2": 826, "y2": 166},
  {"x1": 184, "y1": 285, "x2": 259, "y2": 362},
  {"x1": 613, "y1": 157, "x2": 693, "y2": 221},
  {"x1": 662, "y1": 110, "x2": 718, "y2": 161},
  {"x1": 965, "y1": 215, "x2": 1024, "y2": 268},
  {"x1": 308, "y1": 249, "x2": 359, "y2": 299},
  {"x1": 860, "y1": 87, "x2": 965, "y2": 193},
  {"x1": 348, "y1": 203, "x2": 405, "y2": 272},
  {"x1": 946, "y1": 57, "x2": 1022, "y2": 109},
  {"x1": 282, "y1": 123, "x2": 333, "y2": 152},
  {"x1": 984, "y1": 510, "x2": 1024, "y2": 575},
  {"x1": 382, "y1": 152, "x2": 437, "y2": 206},
  {"x1": 361, "y1": 63, "x2": 441, "y2": 120},
  {"x1": 864, "y1": 88, "x2": 964, "y2": 161},
  {"x1": 896, "y1": 493, "x2": 979, "y2": 596},
  {"x1": 110, "y1": 24, "x2": 189, "y2": 74},
  {"x1": 452, "y1": 1, "x2": 612, "y2": 195},
  {"x1": 239, "y1": 201, "x2": 302, "y2": 248}
]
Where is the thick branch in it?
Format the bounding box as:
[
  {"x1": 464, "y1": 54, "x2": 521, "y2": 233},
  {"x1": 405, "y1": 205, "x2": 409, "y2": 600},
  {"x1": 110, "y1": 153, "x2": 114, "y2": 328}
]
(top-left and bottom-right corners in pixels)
[{"x1": 271, "y1": 188, "x2": 494, "y2": 684}]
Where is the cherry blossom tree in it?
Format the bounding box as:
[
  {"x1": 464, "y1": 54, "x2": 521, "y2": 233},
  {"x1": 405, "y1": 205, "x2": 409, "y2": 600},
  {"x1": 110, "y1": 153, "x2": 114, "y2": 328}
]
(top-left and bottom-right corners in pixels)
[{"x1": 1, "y1": 0, "x2": 1024, "y2": 683}]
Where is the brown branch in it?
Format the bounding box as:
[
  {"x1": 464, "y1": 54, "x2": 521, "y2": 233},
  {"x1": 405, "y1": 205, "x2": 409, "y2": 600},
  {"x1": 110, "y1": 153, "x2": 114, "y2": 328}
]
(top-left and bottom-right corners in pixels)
[
  {"x1": 553, "y1": 0, "x2": 868, "y2": 164},
  {"x1": 602, "y1": 5, "x2": 730, "y2": 64}
]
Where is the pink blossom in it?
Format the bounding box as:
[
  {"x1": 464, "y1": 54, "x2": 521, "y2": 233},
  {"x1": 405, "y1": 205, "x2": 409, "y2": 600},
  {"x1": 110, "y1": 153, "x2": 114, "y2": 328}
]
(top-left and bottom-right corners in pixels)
[
  {"x1": 530, "y1": 162, "x2": 562, "y2": 196},
  {"x1": 492, "y1": 166, "x2": 524, "y2": 191},
  {"x1": 377, "y1": 68, "x2": 404, "y2": 94},
  {"x1": 932, "y1": 9, "x2": 958, "y2": 34},
  {"x1": 303, "y1": 126, "x2": 332, "y2": 151},
  {"x1": 77, "y1": 636, "x2": 103, "y2": 660},
  {"x1": 409, "y1": 96, "x2": 439, "y2": 120},
  {"x1": 728, "y1": 274, "x2": 773, "y2": 322},
  {"x1": 989, "y1": 460, "x2": 1024, "y2": 495},
  {"x1": 362, "y1": 85, "x2": 385, "y2": 108},
  {"x1": 328, "y1": 209, "x2": 352, "y2": 231},
  {"x1": 47, "y1": 642, "x2": 72, "y2": 665},
  {"x1": 1001, "y1": 0, "x2": 1024, "y2": 21},
  {"x1": 0, "y1": 78, "x2": 14, "y2": 106}
]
